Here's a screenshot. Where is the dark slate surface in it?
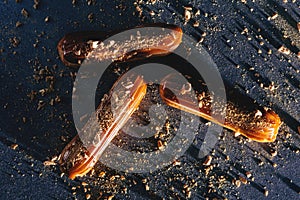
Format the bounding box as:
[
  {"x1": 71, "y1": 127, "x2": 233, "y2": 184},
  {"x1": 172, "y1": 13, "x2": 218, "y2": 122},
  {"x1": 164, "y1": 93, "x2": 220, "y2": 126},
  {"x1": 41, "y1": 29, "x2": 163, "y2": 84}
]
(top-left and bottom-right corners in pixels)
[{"x1": 0, "y1": 0, "x2": 299, "y2": 199}]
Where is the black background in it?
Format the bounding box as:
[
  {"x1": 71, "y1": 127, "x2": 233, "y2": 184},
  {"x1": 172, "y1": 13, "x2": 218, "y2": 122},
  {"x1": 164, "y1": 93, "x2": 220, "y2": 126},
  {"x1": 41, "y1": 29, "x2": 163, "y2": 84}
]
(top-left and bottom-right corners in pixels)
[{"x1": 0, "y1": 0, "x2": 299, "y2": 199}]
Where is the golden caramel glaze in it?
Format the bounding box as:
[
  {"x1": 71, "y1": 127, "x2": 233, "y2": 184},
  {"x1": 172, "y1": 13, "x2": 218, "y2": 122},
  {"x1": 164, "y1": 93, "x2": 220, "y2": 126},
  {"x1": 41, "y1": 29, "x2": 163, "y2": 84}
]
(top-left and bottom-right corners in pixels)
[
  {"x1": 59, "y1": 76, "x2": 147, "y2": 179},
  {"x1": 159, "y1": 74, "x2": 281, "y2": 143},
  {"x1": 137, "y1": 26, "x2": 183, "y2": 56},
  {"x1": 57, "y1": 24, "x2": 182, "y2": 67}
]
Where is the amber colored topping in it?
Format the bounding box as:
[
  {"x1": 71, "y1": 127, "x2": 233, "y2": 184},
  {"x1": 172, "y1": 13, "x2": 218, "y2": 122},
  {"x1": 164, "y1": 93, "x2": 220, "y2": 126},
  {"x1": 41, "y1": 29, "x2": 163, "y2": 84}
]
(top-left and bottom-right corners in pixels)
[
  {"x1": 159, "y1": 74, "x2": 281, "y2": 143},
  {"x1": 57, "y1": 24, "x2": 183, "y2": 67},
  {"x1": 59, "y1": 76, "x2": 147, "y2": 179}
]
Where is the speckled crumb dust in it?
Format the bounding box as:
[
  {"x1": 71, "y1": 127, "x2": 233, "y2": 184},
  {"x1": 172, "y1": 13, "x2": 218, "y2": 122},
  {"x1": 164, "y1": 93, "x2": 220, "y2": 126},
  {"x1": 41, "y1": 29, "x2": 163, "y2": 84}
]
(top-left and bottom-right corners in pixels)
[{"x1": 0, "y1": 0, "x2": 299, "y2": 199}]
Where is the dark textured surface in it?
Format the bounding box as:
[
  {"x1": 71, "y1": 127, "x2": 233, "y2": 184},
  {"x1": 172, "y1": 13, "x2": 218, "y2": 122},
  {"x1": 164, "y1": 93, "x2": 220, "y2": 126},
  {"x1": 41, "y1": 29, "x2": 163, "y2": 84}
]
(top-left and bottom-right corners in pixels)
[{"x1": 0, "y1": 0, "x2": 300, "y2": 199}]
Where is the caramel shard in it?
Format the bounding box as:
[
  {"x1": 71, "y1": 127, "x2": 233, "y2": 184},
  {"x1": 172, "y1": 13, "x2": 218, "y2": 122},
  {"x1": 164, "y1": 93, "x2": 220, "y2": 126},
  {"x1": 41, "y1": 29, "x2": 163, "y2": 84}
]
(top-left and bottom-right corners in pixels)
[
  {"x1": 203, "y1": 155, "x2": 212, "y2": 166},
  {"x1": 278, "y1": 46, "x2": 290, "y2": 55}
]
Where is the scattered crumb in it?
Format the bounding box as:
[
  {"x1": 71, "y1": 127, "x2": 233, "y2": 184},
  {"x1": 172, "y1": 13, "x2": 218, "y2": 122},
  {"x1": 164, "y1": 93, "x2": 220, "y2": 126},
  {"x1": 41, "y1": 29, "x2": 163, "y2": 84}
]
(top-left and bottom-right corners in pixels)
[
  {"x1": 108, "y1": 195, "x2": 114, "y2": 200},
  {"x1": 241, "y1": 27, "x2": 248, "y2": 34},
  {"x1": 43, "y1": 160, "x2": 56, "y2": 166},
  {"x1": 264, "y1": 189, "x2": 269, "y2": 197},
  {"x1": 37, "y1": 100, "x2": 45, "y2": 110},
  {"x1": 135, "y1": 5, "x2": 142, "y2": 17},
  {"x1": 9, "y1": 37, "x2": 20, "y2": 47},
  {"x1": 233, "y1": 179, "x2": 241, "y2": 188},
  {"x1": 225, "y1": 155, "x2": 230, "y2": 160},
  {"x1": 258, "y1": 160, "x2": 264, "y2": 166},
  {"x1": 203, "y1": 155, "x2": 212, "y2": 166},
  {"x1": 246, "y1": 171, "x2": 252, "y2": 178},
  {"x1": 157, "y1": 140, "x2": 164, "y2": 150},
  {"x1": 21, "y1": 8, "x2": 29, "y2": 18},
  {"x1": 149, "y1": 10, "x2": 155, "y2": 16},
  {"x1": 145, "y1": 184, "x2": 150, "y2": 191},
  {"x1": 286, "y1": 132, "x2": 291, "y2": 138},
  {"x1": 15, "y1": 21, "x2": 22, "y2": 27},
  {"x1": 82, "y1": 182, "x2": 88, "y2": 186},
  {"x1": 86, "y1": 0, "x2": 96, "y2": 6},
  {"x1": 186, "y1": 190, "x2": 191, "y2": 198},
  {"x1": 10, "y1": 144, "x2": 18, "y2": 150},
  {"x1": 234, "y1": 131, "x2": 241, "y2": 137},
  {"x1": 184, "y1": 7, "x2": 192, "y2": 23},
  {"x1": 173, "y1": 160, "x2": 181, "y2": 166},
  {"x1": 254, "y1": 110, "x2": 262, "y2": 118},
  {"x1": 193, "y1": 21, "x2": 199, "y2": 27},
  {"x1": 86, "y1": 194, "x2": 91, "y2": 199},
  {"x1": 99, "y1": 171, "x2": 106, "y2": 177},
  {"x1": 180, "y1": 83, "x2": 191, "y2": 95},
  {"x1": 198, "y1": 38, "x2": 204, "y2": 43},
  {"x1": 184, "y1": 6, "x2": 192, "y2": 11},
  {"x1": 33, "y1": 0, "x2": 40, "y2": 9},
  {"x1": 239, "y1": 176, "x2": 247, "y2": 184},
  {"x1": 267, "y1": 49, "x2": 272, "y2": 55},
  {"x1": 88, "y1": 13, "x2": 94, "y2": 22},
  {"x1": 43, "y1": 156, "x2": 58, "y2": 166},
  {"x1": 271, "y1": 150, "x2": 277, "y2": 157},
  {"x1": 278, "y1": 46, "x2": 290, "y2": 55},
  {"x1": 44, "y1": 16, "x2": 49, "y2": 23},
  {"x1": 269, "y1": 13, "x2": 278, "y2": 20}
]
